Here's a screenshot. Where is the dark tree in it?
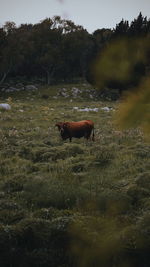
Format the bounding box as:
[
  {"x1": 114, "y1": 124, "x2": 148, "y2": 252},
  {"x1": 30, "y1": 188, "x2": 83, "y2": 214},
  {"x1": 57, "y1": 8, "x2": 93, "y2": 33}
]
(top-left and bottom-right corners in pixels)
[{"x1": 114, "y1": 19, "x2": 129, "y2": 37}]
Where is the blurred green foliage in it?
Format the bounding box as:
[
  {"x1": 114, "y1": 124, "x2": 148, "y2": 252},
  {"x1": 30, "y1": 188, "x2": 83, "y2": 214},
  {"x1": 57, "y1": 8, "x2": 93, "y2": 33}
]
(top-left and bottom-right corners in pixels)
[
  {"x1": 94, "y1": 37, "x2": 149, "y2": 90},
  {"x1": 116, "y1": 76, "x2": 150, "y2": 137}
]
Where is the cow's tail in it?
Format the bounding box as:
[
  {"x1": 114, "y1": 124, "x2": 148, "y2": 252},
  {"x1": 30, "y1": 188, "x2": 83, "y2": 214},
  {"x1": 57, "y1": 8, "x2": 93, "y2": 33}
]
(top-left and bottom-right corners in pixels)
[{"x1": 92, "y1": 127, "x2": 95, "y2": 141}]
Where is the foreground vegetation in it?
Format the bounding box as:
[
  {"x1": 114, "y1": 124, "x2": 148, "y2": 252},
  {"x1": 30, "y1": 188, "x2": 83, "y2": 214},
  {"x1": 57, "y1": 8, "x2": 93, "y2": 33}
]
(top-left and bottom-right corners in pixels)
[{"x1": 0, "y1": 84, "x2": 150, "y2": 267}]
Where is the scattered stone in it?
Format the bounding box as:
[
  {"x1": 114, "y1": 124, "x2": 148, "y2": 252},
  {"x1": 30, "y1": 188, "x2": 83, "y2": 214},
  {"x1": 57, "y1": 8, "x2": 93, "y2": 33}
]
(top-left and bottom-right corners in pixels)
[
  {"x1": 25, "y1": 85, "x2": 38, "y2": 90},
  {"x1": 1, "y1": 83, "x2": 38, "y2": 93},
  {"x1": 73, "y1": 106, "x2": 113, "y2": 112},
  {"x1": 71, "y1": 87, "x2": 82, "y2": 97},
  {"x1": 101, "y1": 107, "x2": 113, "y2": 111},
  {"x1": 58, "y1": 88, "x2": 69, "y2": 97},
  {"x1": 5, "y1": 87, "x2": 18, "y2": 93},
  {"x1": 62, "y1": 91, "x2": 68, "y2": 97},
  {"x1": 0, "y1": 103, "x2": 11, "y2": 110},
  {"x1": 16, "y1": 83, "x2": 24, "y2": 88},
  {"x1": 55, "y1": 86, "x2": 98, "y2": 100},
  {"x1": 73, "y1": 107, "x2": 99, "y2": 112}
]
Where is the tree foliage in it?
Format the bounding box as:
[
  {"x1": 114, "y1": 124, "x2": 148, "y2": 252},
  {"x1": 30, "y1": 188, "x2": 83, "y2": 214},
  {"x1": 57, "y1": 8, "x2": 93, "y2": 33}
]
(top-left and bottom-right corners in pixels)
[{"x1": 0, "y1": 13, "x2": 150, "y2": 89}]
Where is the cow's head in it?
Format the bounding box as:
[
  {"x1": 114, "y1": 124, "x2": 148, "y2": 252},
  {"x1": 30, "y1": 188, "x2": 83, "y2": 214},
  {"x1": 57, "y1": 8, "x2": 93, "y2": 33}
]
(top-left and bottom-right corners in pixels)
[
  {"x1": 55, "y1": 122, "x2": 69, "y2": 140},
  {"x1": 55, "y1": 122, "x2": 64, "y2": 131}
]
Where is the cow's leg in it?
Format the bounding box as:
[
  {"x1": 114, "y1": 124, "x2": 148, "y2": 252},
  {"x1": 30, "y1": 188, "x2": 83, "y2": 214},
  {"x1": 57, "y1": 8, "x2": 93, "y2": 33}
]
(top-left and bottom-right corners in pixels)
[
  {"x1": 85, "y1": 130, "x2": 91, "y2": 141},
  {"x1": 92, "y1": 127, "x2": 95, "y2": 141},
  {"x1": 69, "y1": 137, "x2": 72, "y2": 142},
  {"x1": 84, "y1": 135, "x2": 90, "y2": 143}
]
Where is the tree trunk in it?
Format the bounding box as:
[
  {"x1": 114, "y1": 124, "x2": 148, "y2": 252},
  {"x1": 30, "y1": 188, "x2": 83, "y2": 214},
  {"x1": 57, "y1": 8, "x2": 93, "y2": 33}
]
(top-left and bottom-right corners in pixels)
[
  {"x1": 46, "y1": 68, "x2": 54, "y2": 85},
  {"x1": 0, "y1": 63, "x2": 12, "y2": 85},
  {"x1": 42, "y1": 66, "x2": 54, "y2": 85},
  {"x1": 47, "y1": 71, "x2": 51, "y2": 85},
  {"x1": 0, "y1": 72, "x2": 7, "y2": 85}
]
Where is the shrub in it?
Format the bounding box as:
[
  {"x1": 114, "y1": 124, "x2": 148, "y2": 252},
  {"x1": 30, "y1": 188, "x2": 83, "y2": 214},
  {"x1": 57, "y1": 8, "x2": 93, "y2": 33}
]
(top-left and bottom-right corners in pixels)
[
  {"x1": 134, "y1": 145, "x2": 150, "y2": 159},
  {"x1": 99, "y1": 87, "x2": 120, "y2": 100},
  {"x1": 127, "y1": 185, "x2": 150, "y2": 206},
  {"x1": 2, "y1": 178, "x2": 24, "y2": 193},
  {"x1": 132, "y1": 213, "x2": 150, "y2": 266},
  {"x1": 14, "y1": 218, "x2": 53, "y2": 249},
  {"x1": 22, "y1": 174, "x2": 83, "y2": 209},
  {"x1": 0, "y1": 217, "x2": 73, "y2": 267},
  {"x1": 0, "y1": 200, "x2": 26, "y2": 224},
  {"x1": 96, "y1": 190, "x2": 132, "y2": 215},
  {"x1": 71, "y1": 162, "x2": 86, "y2": 173},
  {"x1": 33, "y1": 207, "x2": 73, "y2": 220},
  {"x1": 94, "y1": 146, "x2": 114, "y2": 167},
  {"x1": 136, "y1": 172, "x2": 150, "y2": 189}
]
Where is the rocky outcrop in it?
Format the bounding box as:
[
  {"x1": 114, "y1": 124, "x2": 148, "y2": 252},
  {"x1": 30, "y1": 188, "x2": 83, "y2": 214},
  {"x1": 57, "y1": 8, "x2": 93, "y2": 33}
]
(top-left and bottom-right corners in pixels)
[{"x1": 1, "y1": 84, "x2": 38, "y2": 93}]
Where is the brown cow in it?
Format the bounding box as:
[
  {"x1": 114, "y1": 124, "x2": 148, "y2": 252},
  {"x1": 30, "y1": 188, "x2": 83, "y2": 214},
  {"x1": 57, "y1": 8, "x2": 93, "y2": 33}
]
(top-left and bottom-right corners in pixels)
[{"x1": 55, "y1": 120, "x2": 95, "y2": 142}]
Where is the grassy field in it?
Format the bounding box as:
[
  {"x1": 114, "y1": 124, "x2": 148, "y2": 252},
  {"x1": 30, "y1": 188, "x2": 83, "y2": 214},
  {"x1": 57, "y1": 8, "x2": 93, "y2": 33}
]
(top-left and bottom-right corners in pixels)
[{"x1": 0, "y1": 84, "x2": 150, "y2": 267}]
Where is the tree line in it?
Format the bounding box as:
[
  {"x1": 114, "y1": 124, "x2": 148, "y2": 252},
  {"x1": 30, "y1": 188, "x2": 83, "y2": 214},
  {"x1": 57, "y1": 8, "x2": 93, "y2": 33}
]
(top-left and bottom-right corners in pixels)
[{"x1": 0, "y1": 13, "x2": 150, "y2": 91}]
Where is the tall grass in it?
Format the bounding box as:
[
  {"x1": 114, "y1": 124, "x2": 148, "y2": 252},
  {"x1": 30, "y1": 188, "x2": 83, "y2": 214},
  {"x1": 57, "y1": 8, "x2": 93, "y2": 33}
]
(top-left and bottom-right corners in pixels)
[{"x1": 0, "y1": 84, "x2": 149, "y2": 266}]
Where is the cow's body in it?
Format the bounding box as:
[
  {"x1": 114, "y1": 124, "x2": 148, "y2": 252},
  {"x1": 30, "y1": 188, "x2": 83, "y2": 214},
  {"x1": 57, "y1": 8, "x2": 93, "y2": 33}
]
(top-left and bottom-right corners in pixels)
[{"x1": 55, "y1": 120, "x2": 95, "y2": 142}]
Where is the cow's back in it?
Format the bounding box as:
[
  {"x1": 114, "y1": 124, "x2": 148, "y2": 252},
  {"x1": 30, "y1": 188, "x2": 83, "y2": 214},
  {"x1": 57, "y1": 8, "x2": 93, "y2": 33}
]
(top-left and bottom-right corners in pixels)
[{"x1": 66, "y1": 120, "x2": 94, "y2": 136}]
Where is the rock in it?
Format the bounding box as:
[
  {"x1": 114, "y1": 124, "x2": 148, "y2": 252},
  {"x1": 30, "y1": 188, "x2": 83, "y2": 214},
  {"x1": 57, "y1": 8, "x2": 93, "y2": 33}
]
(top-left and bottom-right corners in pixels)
[
  {"x1": 61, "y1": 91, "x2": 68, "y2": 97},
  {"x1": 58, "y1": 88, "x2": 69, "y2": 97},
  {"x1": 25, "y1": 85, "x2": 38, "y2": 90},
  {"x1": 0, "y1": 103, "x2": 11, "y2": 110},
  {"x1": 71, "y1": 87, "x2": 82, "y2": 97},
  {"x1": 101, "y1": 107, "x2": 113, "y2": 111},
  {"x1": 73, "y1": 107, "x2": 99, "y2": 112},
  {"x1": 16, "y1": 83, "x2": 24, "y2": 88},
  {"x1": 1, "y1": 84, "x2": 26, "y2": 92},
  {"x1": 5, "y1": 87, "x2": 18, "y2": 93}
]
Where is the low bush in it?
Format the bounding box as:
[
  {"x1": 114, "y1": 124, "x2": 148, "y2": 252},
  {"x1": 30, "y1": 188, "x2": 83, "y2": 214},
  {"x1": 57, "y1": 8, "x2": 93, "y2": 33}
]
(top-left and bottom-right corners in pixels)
[
  {"x1": 96, "y1": 190, "x2": 132, "y2": 215},
  {"x1": 2, "y1": 178, "x2": 24, "y2": 193},
  {"x1": 93, "y1": 145, "x2": 115, "y2": 167},
  {"x1": 0, "y1": 216, "x2": 73, "y2": 267},
  {"x1": 127, "y1": 185, "x2": 150, "y2": 207},
  {"x1": 0, "y1": 200, "x2": 26, "y2": 224},
  {"x1": 33, "y1": 207, "x2": 74, "y2": 220},
  {"x1": 135, "y1": 172, "x2": 150, "y2": 189},
  {"x1": 22, "y1": 174, "x2": 84, "y2": 209}
]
